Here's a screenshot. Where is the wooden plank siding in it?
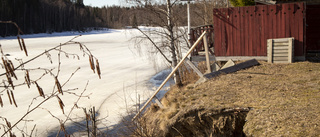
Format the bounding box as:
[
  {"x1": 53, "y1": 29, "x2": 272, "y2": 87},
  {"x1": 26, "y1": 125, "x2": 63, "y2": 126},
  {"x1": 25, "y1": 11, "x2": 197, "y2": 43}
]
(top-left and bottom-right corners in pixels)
[
  {"x1": 306, "y1": 5, "x2": 320, "y2": 52},
  {"x1": 213, "y1": 2, "x2": 306, "y2": 57}
]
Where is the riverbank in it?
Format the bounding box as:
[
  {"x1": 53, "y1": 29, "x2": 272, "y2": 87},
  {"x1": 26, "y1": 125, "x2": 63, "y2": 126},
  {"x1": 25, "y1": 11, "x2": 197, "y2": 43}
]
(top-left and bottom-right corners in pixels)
[{"x1": 140, "y1": 61, "x2": 320, "y2": 136}]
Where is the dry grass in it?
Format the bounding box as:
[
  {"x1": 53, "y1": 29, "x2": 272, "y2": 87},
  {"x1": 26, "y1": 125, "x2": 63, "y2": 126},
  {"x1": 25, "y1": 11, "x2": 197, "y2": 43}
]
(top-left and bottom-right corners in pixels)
[{"x1": 142, "y1": 61, "x2": 320, "y2": 136}]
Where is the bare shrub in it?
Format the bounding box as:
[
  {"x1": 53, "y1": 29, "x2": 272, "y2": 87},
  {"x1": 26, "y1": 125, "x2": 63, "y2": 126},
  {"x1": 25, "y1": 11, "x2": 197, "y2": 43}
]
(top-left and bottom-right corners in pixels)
[{"x1": 0, "y1": 21, "x2": 101, "y2": 136}]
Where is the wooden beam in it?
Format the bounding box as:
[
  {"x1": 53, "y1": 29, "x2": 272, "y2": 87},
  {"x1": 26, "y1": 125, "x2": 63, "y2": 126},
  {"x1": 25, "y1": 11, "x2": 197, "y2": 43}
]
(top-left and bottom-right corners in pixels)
[
  {"x1": 191, "y1": 56, "x2": 267, "y2": 62},
  {"x1": 204, "y1": 59, "x2": 260, "y2": 79},
  {"x1": 288, "y1": 38, "x2": 293, "y2": 63},
  {"x1": 154, "y1": 99, "x2": 164, "y2": 108},
  {"x1": 184, "y1": 58, "x2": 204, "y2": 78},
  {"x1": 267, "y1": 39, "x2": 273, "y2": 63},
  {"x1": 272, "y1": 38, "x2": 289, "y2": 42},
  {"x1": 215, "y1": 56, "x2": 267, "y2": 61},
  {"x1": 212, "y1": 62, "x2": 221, "y2": 71},
  {"x1": 132, "y1": 31, "x2": 208, "y2": 121},
  {"x1": 191, "y1": 55, "x2": 216, "y2": 62},
  {"x1": 221, "y1": 59, "x2": 235, "y2": 69}
]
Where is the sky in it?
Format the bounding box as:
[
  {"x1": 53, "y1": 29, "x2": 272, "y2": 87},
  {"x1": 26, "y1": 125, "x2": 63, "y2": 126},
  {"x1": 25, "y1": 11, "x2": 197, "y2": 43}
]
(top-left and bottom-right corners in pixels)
[{"x1": 83, "y1": 0, "x2": 120, "y2": 7}]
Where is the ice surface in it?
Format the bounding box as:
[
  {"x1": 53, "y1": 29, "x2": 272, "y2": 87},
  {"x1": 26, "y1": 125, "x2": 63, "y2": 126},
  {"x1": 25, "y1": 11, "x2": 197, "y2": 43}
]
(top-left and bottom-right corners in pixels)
[{"x1": 0, "y1": 28, "x2": 171, "y2": 136}]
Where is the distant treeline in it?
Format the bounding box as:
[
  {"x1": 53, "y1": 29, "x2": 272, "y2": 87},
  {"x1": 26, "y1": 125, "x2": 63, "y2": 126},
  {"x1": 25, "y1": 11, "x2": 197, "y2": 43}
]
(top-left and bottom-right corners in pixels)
[
  {"x1": 0, "y1": 0, "x2": 107, "y2": 36},
  {"x1": 0, "y1": 0, "x2": 223, "y2": 37}
]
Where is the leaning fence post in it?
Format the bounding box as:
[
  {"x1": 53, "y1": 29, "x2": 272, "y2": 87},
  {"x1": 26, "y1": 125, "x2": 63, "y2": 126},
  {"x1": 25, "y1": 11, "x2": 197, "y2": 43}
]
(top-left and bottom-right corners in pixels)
[
  {"x1": 132, "y1": 31, "x2": 208, "y2": 121},
  {"x1": 203, "y1": 33, "x2": 211, "y2": 73}
]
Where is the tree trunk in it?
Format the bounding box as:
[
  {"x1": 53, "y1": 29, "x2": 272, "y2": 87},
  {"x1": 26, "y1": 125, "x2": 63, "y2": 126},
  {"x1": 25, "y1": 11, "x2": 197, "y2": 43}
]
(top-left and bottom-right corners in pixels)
[{"x1": 167, "y1": 0, "x2": 182, "y2": 86}]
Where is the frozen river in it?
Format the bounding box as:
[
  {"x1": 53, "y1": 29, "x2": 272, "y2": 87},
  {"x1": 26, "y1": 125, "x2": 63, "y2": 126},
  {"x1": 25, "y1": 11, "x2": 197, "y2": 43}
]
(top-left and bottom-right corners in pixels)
[{"x1": 0, "y1": 28, "x2": 170, "y2": 136}]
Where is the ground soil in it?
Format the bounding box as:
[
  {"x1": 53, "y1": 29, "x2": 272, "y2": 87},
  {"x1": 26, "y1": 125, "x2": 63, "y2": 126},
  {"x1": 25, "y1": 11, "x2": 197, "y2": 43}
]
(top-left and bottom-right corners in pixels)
[{"x1": 140, "y1": 61, "x2": 320, "y2": 136}]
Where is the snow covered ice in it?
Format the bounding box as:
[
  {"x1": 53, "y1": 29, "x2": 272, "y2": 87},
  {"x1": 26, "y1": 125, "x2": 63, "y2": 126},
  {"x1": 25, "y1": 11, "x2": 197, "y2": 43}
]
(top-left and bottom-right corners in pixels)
[{"x1": 0, "y1": 28, "x2": 171, "y2": 136}]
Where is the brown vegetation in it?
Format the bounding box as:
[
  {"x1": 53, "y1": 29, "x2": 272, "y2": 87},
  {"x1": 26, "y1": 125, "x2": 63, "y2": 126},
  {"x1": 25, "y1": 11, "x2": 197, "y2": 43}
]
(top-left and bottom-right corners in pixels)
[{"x1": 138, "y1": 61, "x2": 320, "y2": 136}]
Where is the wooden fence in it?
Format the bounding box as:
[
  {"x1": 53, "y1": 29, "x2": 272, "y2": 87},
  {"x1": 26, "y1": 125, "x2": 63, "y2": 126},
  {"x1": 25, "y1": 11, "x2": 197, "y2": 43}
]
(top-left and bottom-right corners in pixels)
[
  {"x1": 213, "y1": 2, "x2": 306, "y2": 58},
  {"x1": 190, "y1": 25, "x2": 214, "y2": 56}
]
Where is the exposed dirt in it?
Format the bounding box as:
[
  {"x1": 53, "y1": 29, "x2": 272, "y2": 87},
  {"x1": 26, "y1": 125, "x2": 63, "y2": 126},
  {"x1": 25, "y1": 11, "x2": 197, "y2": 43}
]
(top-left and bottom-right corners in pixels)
[{"x1": 139, "y1": 61, "x2": 320, "y2": 136}]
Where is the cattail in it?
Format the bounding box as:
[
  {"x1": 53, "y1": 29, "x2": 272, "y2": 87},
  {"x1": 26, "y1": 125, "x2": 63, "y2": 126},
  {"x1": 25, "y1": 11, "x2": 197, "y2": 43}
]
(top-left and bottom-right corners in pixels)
[
  {"x1": 17, "y1": 36, "x2": 23, "y2": 51},
  {"x1": 7, "y1": 60, "x2": 17, "y2": 80},
  {"x1": 5, "y1": 118, "x2": 11, "y2": 128},
  {"x1": 0, "y1": 95, "x2": 3, "y2": 107},
  {"x1": 10, "y1": 91, "x2": 17, "y2": 107},
  {"x1": 2, "y1": 57, "x2": 9, "y2": 74},
  {"x1": 35, "y1": 82, "x2": 45, "y2": 98},
  {"x1": 25, "y1": 70, "x2": 31, "y2": 88},
  {"x1": 25, "y1": 76, "x2": 29, "y2": 88},
  {"x1": 56, "y1": 96, "x2": 65, "y2": 114},
  {"x1": 21, "y1": 38, "x2": 28, "y2": 56},
  {"x1": 4, "y1": 118, "x2": 13, "y2": 136},
  {"x1": 55, "y1": 76, "x2": 63, "y2": 95},
  {"x1": 7, "y1": 90, "x2": 12, "y2": 105},
  {"x1": 89, "y1": 55, "x2": 95, "y2": 73},
  {"x1": 7, "y1": 74, "x2": 14, "y2": 90},
  {"x1": 2, "y1": 58, "x2": 14, "y2": 89},
  {"x1": 96, "y1": 59, "x2": 101, "y2": 79},
  {"x1": 6, "y1": 74, "x2": 14, "y2": 89}
]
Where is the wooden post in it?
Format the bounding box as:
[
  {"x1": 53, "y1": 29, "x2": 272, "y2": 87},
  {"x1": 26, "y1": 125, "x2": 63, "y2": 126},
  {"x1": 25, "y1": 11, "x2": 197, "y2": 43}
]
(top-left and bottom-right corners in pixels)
[
  {"x1": 155, "y1": 98, "x2": 164, "y2": 108},
  {"x1": 267, "y1": 39, "x2": 273, "y2": 63},
  {"x1": 221, "y1": 59, "x2": 235, "y2": 69},
  {"x1": 184, "y1": 59, "x2": 204, "y2": 78},
  {"x1": 132, "y1": 31, "x2": 208, "y2": 121},
  {"x1": 203, "y1": 33, "x2": 211, "y2": 73},
  {"x1": 288, "y1": 38, "x2": 293, "y2": 63}
]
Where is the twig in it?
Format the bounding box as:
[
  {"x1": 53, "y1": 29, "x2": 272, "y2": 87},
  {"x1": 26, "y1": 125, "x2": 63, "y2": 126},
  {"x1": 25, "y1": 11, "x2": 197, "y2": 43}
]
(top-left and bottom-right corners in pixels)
[
  {"x1": 30, "y1": 124, "x2": 37, "y2": 137},
  {"x1": 55, "y1": 81, "x2": 90, "y2": 136},
  {"x1": 172, "y1": 126, "x2": 184, "y2": 137},
  {"x1": 0, "y1": 36, "x2": 94, "y2": 77},
  {"x1": 0, "y1": 21, "x2": 24, "y2": 35},
  {"x1": 1, "y1": 64, "x2": 87, "y2": 137},
  {"x1": 136, "y1": 27, "x2": 172, "y2": 64},
  {"x1": 1, "y1": 93, "x2": 53, "y2": 136}
]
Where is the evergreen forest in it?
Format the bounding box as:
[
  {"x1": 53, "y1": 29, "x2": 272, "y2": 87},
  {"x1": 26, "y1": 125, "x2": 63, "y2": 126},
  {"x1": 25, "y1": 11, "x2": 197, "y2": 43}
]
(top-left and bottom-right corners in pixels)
[{"x1": 0, "y1": 0, "x2": 223, "y2": 37}]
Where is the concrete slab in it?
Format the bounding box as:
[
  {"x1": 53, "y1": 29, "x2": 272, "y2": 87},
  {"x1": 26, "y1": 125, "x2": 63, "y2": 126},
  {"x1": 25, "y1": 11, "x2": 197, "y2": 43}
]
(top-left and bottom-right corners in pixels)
[{"x1": 204, "y1": 59, "x2": 260, "y2": 79}]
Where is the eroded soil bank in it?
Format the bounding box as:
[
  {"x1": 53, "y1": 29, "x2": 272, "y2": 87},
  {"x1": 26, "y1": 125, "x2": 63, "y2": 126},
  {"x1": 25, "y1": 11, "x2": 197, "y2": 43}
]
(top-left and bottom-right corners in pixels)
[{"x1": 136, "y1": 61, "x2": 320, "y2": 136}]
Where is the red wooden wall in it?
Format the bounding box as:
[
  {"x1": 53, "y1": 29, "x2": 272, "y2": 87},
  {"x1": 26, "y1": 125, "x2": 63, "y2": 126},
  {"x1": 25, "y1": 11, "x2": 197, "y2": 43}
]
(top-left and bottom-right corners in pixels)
[
  {"x1": 306, "y1": 5, "x2": 320, "y2": 52},
  {"x1": 213, "y1": 2, "x2": 306, "y2": 57}
]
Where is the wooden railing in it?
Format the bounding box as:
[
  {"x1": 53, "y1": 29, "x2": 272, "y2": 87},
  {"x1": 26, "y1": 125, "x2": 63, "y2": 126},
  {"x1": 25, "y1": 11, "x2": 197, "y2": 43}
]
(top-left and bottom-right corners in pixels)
[{"x1": 190, "y1": 25, "x2": 214, "y2": 56}]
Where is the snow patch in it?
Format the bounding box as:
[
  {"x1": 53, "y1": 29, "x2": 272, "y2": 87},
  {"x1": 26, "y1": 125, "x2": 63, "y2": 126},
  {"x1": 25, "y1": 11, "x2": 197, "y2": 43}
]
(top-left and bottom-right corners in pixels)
[{"x1": 149, "y1": 68, "x2": 175, "y2": 99}]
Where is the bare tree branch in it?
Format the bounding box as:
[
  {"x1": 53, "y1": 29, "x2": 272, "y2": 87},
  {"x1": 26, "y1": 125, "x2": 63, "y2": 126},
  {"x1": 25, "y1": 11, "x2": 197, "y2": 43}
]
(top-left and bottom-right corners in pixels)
[
  {"x1": 0, "y1": 21, "x2": 101, "y2": 136},
  {"x1": 136, "y1": 27, "x2": 172, "y2": 64}
]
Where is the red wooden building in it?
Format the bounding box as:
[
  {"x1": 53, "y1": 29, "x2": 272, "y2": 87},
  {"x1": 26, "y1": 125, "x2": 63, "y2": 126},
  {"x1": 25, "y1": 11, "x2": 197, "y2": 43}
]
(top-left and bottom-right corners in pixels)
[{"x1": 191, "y1": 2, "x2": 320, "y2": 61}]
